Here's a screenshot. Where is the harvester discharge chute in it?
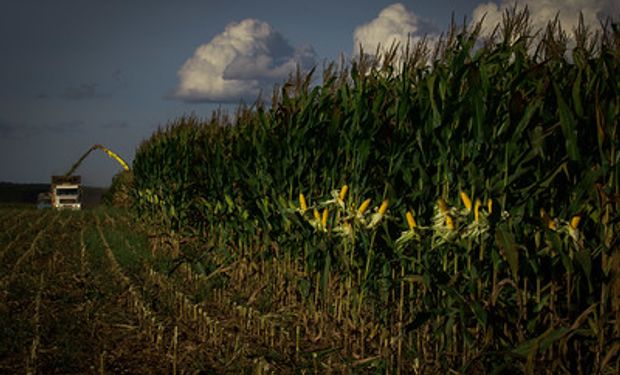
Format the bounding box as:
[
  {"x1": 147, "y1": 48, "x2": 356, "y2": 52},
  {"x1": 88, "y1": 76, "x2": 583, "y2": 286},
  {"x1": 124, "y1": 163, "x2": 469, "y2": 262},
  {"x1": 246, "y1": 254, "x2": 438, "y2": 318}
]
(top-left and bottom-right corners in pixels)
[{"x1": 64, "y1": 144, "x2": 129, "y2": 177}]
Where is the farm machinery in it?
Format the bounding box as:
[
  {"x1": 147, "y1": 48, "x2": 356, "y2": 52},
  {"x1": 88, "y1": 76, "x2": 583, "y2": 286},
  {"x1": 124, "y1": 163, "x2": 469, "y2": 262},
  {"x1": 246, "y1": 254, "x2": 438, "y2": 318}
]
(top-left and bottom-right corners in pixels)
[{"x1": 44, "y1": 144, "x2": 129, "y2": 209}]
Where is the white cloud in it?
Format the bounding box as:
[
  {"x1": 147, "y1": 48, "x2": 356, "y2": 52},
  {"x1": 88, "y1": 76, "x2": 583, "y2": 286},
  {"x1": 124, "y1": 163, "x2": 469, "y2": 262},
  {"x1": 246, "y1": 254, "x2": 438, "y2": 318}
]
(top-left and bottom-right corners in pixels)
[
  {"x1": 353, "y1": 3, "x2": 437, "y2": 56},
  {"x1": 473, "y1": 0, "x2": 619, "y2": 38},
  {"x1": 174, "y1": 19, "x2": 316, "y2": 103}
]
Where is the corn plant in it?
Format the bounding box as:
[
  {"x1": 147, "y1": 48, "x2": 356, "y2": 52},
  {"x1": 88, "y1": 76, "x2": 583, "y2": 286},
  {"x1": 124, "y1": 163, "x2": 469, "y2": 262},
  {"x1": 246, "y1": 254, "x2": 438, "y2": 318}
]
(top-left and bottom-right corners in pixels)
[{"x1": 131, "y1": 8, "x2": 620, "y2": 373}]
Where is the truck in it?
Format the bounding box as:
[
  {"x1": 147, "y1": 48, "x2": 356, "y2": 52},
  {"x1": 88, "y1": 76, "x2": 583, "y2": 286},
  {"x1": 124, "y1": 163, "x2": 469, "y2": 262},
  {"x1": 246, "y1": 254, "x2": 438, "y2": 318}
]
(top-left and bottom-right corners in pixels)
[{"x1": 51, "y1": 175, "x2": 82, "y2": 210}]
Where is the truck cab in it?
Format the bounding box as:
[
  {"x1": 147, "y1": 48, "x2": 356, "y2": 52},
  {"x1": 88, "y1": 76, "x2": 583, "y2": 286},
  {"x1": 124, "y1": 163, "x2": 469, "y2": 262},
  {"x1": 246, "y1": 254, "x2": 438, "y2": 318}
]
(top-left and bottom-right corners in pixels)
[{"x1": 51, "y1": 176, "x2": 81, "y2": 210}]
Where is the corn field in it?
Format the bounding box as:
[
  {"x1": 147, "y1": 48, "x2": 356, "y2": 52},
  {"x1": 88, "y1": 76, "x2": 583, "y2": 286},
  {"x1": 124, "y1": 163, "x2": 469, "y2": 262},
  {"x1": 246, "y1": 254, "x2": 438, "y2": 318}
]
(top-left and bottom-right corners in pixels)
[{"x1": 128, "y1": 11, "x2": 620, "y2": 374}]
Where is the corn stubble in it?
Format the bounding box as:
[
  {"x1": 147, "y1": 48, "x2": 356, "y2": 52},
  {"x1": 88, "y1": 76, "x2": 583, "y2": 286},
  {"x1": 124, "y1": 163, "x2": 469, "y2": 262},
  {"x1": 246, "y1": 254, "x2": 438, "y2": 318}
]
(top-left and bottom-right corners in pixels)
[{"x1": 132, "y1": 9, "x2": 620, "y2": 374}]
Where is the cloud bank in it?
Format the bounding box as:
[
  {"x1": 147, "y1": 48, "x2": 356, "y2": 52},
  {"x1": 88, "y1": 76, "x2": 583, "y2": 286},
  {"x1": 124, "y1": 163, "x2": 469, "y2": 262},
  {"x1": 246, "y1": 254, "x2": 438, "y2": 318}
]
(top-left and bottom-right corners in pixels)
[
  {"x1": 473, "y1": 0, "x2": 619, "y2": 38},
  {"x1": 174, "y1": 19, "x2": 316, "y2": 103},
  {"x1": 353, "y1": 3, "x2": 437, "y2": 56}
]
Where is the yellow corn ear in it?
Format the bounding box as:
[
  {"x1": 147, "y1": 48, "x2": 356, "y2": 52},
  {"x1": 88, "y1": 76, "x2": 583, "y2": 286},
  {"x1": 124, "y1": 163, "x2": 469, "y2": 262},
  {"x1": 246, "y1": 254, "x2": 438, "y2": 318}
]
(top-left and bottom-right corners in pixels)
[
  {"x1": 570, "y1": 215, "x2": 581, "y2": 230},
  {"x1": 299, "y1": 193, "x2": 308, "y2": 212},
  {"x1": 487, "y1": 198, "x2": 493, "y2": 214},
  {"x1": 460, "y1": 191, "x2": 472, "y2": 211},
  {"x1": 446, "y1": 215, "x2": 455, "y2": 230},
  {"x1": 313, "y1": 208, "x2": 321, "y2": 222},
  {"x1": 378, "y1": 200, "x2": 389, "y2": 215},
  {"x1": 321, "y1": 208, "x2": 329, "y2": 228},
  {"x1": 549, "y1": 220, "x2": 557, "y2": 230},
  {"x1": 358, "y1": 198, "x2": 371, "y2": 214},
  {"x1": 338, "y1": 185, "x2": 348, "y2": 201},
  {"x1": 406, "y1": 211, "x2": 416, "y2": 230},
  {"x1": 540, "y1": 208, "x2": 556, "y2": 230},
  {"x1": 474, "y1": 198, "x2": 482, "y2": 223},
  {"x1": 437, "y1": 198, "x2": 448, "y2": 214}
]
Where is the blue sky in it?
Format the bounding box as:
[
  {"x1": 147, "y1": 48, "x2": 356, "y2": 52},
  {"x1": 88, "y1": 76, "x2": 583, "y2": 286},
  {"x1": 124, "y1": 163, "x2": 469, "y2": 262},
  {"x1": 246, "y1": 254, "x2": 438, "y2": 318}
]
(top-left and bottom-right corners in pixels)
[{"x1": 1, "y1": 0, "x2": 617, "y2": 186}]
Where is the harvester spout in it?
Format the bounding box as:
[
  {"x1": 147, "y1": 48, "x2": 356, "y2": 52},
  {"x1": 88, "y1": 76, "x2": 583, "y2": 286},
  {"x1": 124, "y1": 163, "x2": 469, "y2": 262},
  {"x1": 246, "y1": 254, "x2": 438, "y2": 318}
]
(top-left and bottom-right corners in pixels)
[{"x1": 63, "y1": 144, "x2": 129, "y2": 177}]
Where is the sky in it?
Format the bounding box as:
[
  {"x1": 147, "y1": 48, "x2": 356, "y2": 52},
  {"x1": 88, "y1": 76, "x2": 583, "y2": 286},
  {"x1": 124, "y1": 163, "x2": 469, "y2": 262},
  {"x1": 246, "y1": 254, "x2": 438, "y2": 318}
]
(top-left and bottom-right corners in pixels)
[{"x1": 1, "y1": 0, "x2": 618, "y2": 187}]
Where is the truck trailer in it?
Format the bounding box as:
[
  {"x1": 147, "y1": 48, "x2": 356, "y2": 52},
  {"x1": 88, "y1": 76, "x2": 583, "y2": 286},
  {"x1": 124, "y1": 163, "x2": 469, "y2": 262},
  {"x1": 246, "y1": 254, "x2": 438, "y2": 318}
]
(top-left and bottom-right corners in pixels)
[{"x1": 51, "y1": 175, "x2": 81, "y2": 210}]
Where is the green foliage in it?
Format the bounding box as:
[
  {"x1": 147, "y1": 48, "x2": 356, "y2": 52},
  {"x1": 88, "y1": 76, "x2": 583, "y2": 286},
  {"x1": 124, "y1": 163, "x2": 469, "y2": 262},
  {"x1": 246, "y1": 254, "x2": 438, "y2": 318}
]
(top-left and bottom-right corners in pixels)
[
  {"x1": 131, "y1": 11, "x2": 620, "y2": 373},
  {"x1": 102, "y1": 170, "x2": 134, "y2": 208}
]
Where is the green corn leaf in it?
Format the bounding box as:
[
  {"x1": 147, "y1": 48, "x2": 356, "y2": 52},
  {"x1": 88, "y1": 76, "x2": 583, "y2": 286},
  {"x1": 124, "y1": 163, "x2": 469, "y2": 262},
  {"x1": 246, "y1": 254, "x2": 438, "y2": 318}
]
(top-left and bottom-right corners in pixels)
[
  {"x1": 575, "y1": 247, "x2": 592, "y2": 291},
  {"x1": 554, "y1": 82, "x2": 581, "y2": 161},
  {"x1": 513, "y1": 326, "x2": 570, "y2": 357},
  {"x1": 404, "y1": 311, "x2": 432, "y2": 332},
  {"x1": 495, "y1": 225, "x2": 519, "y2": 280},
  {"x1": 471, "y1": 301, "x2": 488, "y2": 326},
  {"x1": 572, "y1": 69, "x2": 584, "y2": 118}
]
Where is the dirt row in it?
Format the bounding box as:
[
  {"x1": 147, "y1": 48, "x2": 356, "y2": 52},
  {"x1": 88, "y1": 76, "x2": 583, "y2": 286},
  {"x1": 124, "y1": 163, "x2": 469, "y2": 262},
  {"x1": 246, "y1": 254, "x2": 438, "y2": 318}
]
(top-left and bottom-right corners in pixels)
[
  {"x1": 99, "y1": 210, "x2": 294, "y2": 373},
  {"x1": 0, "y1": 210, "x2": 171, "y2": 374},
  {"x1": 102, "y1": 211, "x2": 389, "y2": 373},
  {"x1": 1, "y1": 208, "x2": 370, "y2": 373}
]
